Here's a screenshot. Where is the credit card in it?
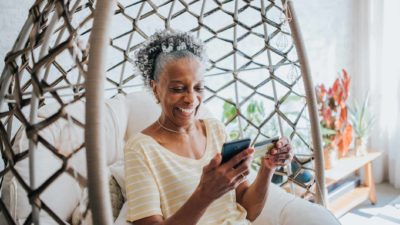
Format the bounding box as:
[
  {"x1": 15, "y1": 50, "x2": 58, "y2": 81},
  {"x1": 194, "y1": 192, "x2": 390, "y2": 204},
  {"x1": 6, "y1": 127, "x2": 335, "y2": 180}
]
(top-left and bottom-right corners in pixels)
[{"x1": 253, "y1": 137, "x2": 279, "y2": 158}]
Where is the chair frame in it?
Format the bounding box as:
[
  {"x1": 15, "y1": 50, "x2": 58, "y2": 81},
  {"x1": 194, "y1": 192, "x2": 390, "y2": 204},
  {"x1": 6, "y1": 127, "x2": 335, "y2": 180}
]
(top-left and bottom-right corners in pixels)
[{"x1": 0, "y1": 1, "x2": 326, "y2": 224}]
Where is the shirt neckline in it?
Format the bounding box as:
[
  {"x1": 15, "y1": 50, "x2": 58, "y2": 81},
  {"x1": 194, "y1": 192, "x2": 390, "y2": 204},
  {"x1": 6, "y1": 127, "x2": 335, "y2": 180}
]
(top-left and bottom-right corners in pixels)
[{"x1": 138, "y1": 119, "x2": 211, "y2": 163}]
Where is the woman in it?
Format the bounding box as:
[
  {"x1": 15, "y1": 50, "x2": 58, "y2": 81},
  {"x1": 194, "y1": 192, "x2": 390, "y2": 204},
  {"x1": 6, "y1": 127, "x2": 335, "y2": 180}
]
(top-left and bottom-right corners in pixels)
[{"x1": 124, "y1": 30, "x2": 293, "y2": 225}]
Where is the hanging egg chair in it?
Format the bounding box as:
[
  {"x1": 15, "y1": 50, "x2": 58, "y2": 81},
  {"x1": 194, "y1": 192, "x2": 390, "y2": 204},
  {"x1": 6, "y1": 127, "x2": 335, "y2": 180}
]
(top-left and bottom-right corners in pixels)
[{"x1": 0, "y1": 0, "x2": 327, "y2": 224}]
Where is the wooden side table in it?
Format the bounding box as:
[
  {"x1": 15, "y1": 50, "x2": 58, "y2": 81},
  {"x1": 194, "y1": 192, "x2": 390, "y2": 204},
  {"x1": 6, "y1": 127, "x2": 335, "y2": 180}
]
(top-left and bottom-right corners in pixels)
[{"x1": 325, "y1": 152, "x2": 382, "y2": 217}]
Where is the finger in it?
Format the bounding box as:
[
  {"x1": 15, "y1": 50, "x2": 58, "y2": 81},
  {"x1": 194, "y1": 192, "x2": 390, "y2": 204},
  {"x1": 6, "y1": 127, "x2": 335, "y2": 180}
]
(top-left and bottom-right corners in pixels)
[
  {"x1": 289, "y1": 151, "x2": 294, "y2": 161},
  {"x1": 276, "y1": 136, "x2": 290, "y2": 148},
  {"x1": 278, "y1": 159, "x2": 291, "y2": 166},
  {"x1": 269, "y1": 147, "x2": 284, "y2": 155},
  {"x1": 266, "y1": 155, "x2": 286, "y2": 165},
  {"x1": 230, "y1": 172, "x2": 249, "y2": 189},
  {"x1": 224, "y1": 147, "x2": 254, "y2": 169},
  {"x1": 280, "y1": 145, "x2": 292, "y2": 153},
  {"x1": 273, "y1": 162, "x2": 286, "y2": 167},
  {"x1": 264, "y1": 154, "x2": 276, "y2": 161},
  {"x1": 269, "y1": 145, "x2": 291, "y2": 155},
  {"x1": 228, "y1": 157, "x2": 251, "y2": 179},
  {"x1": 266, "y1": 155, "x2": 286, "y2": 164},
  {"x1": 276, "y1": 154, "x2": 292, "y2": 161},
  {"x1": 204, "y1": 153, "x2": 221, "y2": 172},
  {"x1": 278, "y1": 153, "x2": 292, "y2": 160}
]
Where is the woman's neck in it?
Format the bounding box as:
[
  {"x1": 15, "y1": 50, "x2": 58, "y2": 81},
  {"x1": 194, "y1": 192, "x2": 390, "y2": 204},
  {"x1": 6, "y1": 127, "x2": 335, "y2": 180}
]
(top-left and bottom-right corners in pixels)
[{"x1": 157, "y1": 117, "x2": 196, "y2": 135}]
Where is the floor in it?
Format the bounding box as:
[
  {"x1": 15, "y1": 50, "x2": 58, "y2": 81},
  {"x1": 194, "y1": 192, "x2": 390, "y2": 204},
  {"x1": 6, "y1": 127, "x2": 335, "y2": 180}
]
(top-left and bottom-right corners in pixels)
[{"x1": 340, "y1": 183, "x2": 400, "y2": 225}]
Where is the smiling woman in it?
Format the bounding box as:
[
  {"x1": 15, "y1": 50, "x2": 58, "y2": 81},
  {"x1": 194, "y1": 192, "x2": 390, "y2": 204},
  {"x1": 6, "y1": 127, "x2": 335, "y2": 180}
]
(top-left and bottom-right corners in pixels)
[
  {"x1": 0, "y1": 1, "x2": 347, "y2": 224},
  {"x1": 124, "y1": 30, "x2": 294, "y2": 225},
  {"x1": 153, "y1": 58, "x2": 205, "y2": 133}
]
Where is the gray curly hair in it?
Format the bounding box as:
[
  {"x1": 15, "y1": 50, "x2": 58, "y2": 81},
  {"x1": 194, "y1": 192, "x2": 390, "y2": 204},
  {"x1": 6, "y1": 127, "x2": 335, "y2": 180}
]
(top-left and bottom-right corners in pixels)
[{"x1": 134, "y1": 30, "x2": 207, "y2": 87}]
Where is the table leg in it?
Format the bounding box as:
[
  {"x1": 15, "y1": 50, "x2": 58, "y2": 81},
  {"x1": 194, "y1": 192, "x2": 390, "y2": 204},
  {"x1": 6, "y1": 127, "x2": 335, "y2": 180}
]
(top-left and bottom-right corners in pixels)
[{"x1": 364, "y1": 162, "x2": 377, "y2": 204}]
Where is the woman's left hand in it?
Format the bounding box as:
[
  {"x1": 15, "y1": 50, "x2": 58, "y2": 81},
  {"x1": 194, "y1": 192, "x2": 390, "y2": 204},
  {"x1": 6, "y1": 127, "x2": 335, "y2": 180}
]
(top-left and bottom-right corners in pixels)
[{"x1": 261, "y1": 137, "x2": 293, "y2": 170}]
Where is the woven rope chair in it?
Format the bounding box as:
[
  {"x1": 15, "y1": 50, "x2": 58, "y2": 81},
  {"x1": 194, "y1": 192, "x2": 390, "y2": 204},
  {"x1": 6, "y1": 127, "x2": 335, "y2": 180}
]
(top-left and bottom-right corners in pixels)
[{"x1": 0, "y1": 0, "x2": 326, "y2": 224}]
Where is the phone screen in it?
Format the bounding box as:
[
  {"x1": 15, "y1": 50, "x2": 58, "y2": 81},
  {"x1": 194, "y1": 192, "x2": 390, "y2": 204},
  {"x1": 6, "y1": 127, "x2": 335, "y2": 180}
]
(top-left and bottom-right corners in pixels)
[{"x1": 221, "y1": 138, "x2": 251, "y2": 164}]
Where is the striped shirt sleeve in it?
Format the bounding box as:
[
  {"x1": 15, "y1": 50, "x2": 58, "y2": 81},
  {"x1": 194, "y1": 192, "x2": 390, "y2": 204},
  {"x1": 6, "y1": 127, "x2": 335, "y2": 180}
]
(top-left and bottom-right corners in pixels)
[
  {"x1": 124, "y1": 143, "x2": 162, "y2": 222},
  {"x1": 209, "y1": 118, "x2": 228, "y2": 147}
]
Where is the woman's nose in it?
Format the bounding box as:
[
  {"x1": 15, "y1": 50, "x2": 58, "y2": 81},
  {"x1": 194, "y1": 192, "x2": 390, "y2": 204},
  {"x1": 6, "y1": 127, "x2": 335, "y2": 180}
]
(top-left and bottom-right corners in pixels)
[{"x1": 184, "y1": 90, "x2": 195, "y2": 103}]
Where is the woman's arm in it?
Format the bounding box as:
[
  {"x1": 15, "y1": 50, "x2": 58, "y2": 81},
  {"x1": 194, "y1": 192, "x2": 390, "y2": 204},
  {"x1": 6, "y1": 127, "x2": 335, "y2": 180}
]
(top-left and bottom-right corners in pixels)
[
  {"x1": 236, "y1": 137, "x2": 293, "y2": 221},
  {"x1": 235, "y1": 167, "x2": 275, "y2": 221},
  {"x1": 133, "y1": 149, "x2": 254, "y2": 225},
  {"x1": 132, "y1": 188, "x2": 211, "y2": 225}
]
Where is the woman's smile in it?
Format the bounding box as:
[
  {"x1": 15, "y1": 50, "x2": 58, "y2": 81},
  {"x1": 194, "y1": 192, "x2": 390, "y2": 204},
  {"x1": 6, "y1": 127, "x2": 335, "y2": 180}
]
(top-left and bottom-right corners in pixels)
[
  {"x1": 176, "y1": 106, "x2": 196, "y2": 116},
  {"x1": 153, "y1": 57, "x2": 204, "y2": 128}
]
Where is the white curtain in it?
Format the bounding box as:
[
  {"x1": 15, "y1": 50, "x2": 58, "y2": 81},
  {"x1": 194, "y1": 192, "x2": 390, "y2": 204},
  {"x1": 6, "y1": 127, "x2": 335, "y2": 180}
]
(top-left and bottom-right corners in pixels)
[{"x1": 355, "y1": 0, "x2": 400, "y2": 188}]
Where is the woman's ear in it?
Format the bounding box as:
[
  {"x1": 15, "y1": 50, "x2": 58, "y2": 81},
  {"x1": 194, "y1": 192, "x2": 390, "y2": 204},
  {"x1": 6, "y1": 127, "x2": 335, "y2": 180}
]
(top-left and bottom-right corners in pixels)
[{"x1": 150, "y1": 80, "x2": 160, "y2": 104}]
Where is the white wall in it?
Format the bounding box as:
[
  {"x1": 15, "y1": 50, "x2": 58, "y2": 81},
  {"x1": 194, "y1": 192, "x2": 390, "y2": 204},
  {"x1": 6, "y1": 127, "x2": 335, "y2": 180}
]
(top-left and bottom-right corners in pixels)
[
  {"x1": 0, "y1": 0, "x2": 33, "y2": 173},
  {"x1": 0, "y1": 0, "x2": 33, "y2": 71},
  {"x1": 0, "y1": 1, "x2": 356, "y2": 171},
  {"x1": 0, "y1": 0, "x2": 356, "y2": 85},
  {"x1": 293, "y1": 0, "x2": 355, "y2": 85}
]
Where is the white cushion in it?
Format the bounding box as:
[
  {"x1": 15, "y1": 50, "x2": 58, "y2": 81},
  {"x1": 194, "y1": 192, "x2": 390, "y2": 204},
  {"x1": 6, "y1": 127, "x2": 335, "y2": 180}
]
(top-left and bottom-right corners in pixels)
[
  {"x1": 110, "y1": 159, "x2": 340, "y2": 225},
  {"x1": 114, "y1": 202, "x2": 130, "y2": 225},
  {"x1": 109, "y1": 160, "x2": 126, "y2": 200},
  {"x1": 123, "y1": 90, "x2": 215, "y2": 141},
  {"x1": 124, "y1": 91, "x2": 161, "y2": 141},
  {"x1": 110, "y1": 90, "x2": 215, "y2": 201},
  {"x1": 116, "y1": 91, "x2": 340, "y2": 225},
  {"x1": 1, "y1": 90, "x2": 340, "y2": 225},
  {"x1": 2, "y1": 112, "x2": 84, "y2": 222},
  {"x1": 280, "y1": 198, "x2": 341, "y2": 225},
  {"x1": 1, "y1": 94, "x2": 127, "y2": 223}
]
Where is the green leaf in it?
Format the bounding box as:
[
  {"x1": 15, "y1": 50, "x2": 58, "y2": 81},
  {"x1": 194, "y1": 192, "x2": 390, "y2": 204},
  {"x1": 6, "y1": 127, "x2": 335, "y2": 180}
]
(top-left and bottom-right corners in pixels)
[
  {"x1": 222, "y1": 101, "x2": 237, "y2": 122},
  {"x1": 348, "y1": 93, "x2": 375, "y2": 138}
]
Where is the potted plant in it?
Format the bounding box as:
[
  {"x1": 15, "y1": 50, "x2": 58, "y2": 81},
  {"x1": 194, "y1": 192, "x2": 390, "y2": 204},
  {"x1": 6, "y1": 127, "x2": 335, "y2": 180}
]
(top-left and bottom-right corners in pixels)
[
  {"x1": 349, "y1": 94, "x2": 375, "y2": 156},
  {"x1": 222, "y1": 99, "x2": 267, "y2": 140},
  {"x1": 315, "y1": 69, "x2": 353, "y2": 169},
  {"x1": 221, "y1": 98, "x2": 313, "y2": 185}
]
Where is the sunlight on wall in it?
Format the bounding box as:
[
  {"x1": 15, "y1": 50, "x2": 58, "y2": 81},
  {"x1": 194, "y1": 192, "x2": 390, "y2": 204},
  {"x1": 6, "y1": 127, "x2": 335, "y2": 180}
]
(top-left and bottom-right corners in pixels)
[
  {"x1": 378, "y1": 0, "x2": 400, "y2": 188},
  {"x1": 378, "y1": 0, "x2": 400, "y2": 135},
  {"x1": 293, "y1": 0, "x2": 354, "y2": 85},
  {"x1": 0, "y1": 0, "x2": 356, "y2": 171}
]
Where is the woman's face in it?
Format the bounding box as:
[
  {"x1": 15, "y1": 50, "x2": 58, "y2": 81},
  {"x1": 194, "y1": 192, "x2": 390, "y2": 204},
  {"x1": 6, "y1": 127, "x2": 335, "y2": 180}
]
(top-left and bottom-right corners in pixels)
[{"x1": 153, "y1": 57, "x2": 204, "y2": 127}]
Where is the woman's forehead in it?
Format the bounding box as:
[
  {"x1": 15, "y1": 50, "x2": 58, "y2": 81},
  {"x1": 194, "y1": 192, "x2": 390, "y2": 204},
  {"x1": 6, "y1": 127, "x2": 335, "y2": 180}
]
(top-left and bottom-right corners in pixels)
[{"x1": 160, "y1": 57, "x2": 204, "y2": 82}]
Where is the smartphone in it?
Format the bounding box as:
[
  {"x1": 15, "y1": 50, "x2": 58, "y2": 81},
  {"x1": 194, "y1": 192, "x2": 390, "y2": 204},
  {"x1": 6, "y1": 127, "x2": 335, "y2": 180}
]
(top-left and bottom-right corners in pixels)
[
  {"x1": 221, "y1": 138, "x2": 251, "y2": 164},
  {"x1": 253, "y1": 137, "x2": 280, "y2": 158}
]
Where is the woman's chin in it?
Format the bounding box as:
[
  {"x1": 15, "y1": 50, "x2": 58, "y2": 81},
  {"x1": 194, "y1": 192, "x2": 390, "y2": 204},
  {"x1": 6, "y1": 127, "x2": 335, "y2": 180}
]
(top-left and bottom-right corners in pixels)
[{"x1": 173, "y1": 110, "x2": 196, "y2": 124}]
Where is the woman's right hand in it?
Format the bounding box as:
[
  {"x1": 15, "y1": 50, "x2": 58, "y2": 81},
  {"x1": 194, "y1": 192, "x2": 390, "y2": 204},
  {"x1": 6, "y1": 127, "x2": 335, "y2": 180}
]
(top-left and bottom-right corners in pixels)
[{"x1": 196, "y1": 148, "x2": 254, "y2": 203}]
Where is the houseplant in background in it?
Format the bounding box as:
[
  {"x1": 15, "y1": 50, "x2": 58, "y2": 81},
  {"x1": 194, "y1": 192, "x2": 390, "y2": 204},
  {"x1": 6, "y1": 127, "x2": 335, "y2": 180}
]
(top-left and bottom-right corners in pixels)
[
  {"x1": 349, "y1": 94, "x2": 375, "y2": 156},
  {"x1": 221, "y1": 99, "x2": 313, "y2": 185},
  {"x1": 222, "y1": 99, "x2": 267, "y2": 140},
  {"x1": 315, "y1": 69, "x2": 353, "y2": 169}
]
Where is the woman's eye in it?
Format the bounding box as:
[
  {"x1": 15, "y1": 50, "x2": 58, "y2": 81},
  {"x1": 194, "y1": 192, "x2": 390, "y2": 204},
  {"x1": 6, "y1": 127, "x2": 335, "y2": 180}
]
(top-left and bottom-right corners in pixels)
[
  {"x1": 195, "y1": 86, "x2": 205, "y2": 92},
  {"x1": 170, "y1": 87, "x2": 185, "y2": 93}
]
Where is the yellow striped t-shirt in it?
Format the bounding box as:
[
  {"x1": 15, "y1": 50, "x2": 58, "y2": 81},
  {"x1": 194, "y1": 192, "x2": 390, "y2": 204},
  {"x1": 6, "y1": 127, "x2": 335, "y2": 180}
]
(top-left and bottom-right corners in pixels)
[{"x1": 124, "y1": 118, "x2": 250, "y2": 224}]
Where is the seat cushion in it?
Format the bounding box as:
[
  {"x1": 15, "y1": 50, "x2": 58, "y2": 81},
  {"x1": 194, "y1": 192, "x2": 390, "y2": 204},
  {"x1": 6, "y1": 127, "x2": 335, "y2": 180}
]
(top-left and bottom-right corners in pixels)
[
  {"x1": 123, "y1": 90, "x2": 214, "y2": 141},
  {"x1": 1, "y1": 95, "x2": 128, "y2": 224}
]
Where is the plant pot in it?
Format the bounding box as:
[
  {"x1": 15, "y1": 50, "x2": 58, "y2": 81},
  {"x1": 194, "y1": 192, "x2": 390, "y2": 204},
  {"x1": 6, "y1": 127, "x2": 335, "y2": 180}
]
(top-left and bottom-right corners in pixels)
[
  {"x1": 354, "y1": 137, "x2": 368, "y2": 156},
  {"x1": 337, "y1": 148, "x2": 349, "y2": 159},
  {"x1": 323, "y1": 149, "x2": 338, "y2": 170}
]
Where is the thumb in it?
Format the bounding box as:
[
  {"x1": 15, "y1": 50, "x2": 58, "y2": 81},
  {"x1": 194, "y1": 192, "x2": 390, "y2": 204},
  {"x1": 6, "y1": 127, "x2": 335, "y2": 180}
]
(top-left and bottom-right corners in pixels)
[{"x1": 204, "y1": 153, "x2": 221, "y2": 172}]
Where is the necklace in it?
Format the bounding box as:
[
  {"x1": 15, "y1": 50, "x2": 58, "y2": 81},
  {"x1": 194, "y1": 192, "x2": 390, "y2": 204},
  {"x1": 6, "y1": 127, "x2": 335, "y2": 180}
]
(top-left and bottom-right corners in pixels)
[{"x1": 157, "y1": 119, "x2": 185, "y2": 134}]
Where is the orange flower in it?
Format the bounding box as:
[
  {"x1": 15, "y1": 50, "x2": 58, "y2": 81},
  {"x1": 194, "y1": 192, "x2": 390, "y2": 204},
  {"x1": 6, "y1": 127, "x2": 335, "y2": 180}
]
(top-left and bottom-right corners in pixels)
[
  {"x1": 337, "y1": 124, "x2": 353, "y2": 156},
  {"x1": 316, "y1": 69, "x2": 353, "y2": 156}
]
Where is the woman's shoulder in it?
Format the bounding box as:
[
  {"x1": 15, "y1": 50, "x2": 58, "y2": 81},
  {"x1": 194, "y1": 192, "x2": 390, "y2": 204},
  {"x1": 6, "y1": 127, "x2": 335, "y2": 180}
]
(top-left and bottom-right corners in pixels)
[
  {"x1": 124, "y1": 132, "x2": 154, "y2": 154},
  {"x1": 203, "y1": 117, "x2": 223, "y2": 126},
  {"x1": 203, "y1": 118, "x2": 226, "y2": 136}
]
